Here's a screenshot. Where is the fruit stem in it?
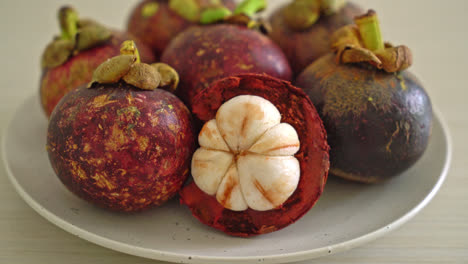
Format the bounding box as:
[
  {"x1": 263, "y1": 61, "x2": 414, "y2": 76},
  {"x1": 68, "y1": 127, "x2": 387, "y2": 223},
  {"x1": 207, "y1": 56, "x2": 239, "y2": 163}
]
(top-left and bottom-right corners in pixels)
[
  {"x1": 120, "y1": 40, "x2": 141, "y2": 63},
  {"x1": 200, "y1": 7, "x2": 232, "y2": 24},
  {"x1": 58, "y1": 6, "x2": 79, "y2": 41},
  {"x1": 234, "y1": 0, "x2": 267, "y2": 17},
  {"x1": 320, "y1": 0, "x2": 347, "y2": 15},
  {"x1": 355, "y1": 10, "x2": 384, "y2": 51}
]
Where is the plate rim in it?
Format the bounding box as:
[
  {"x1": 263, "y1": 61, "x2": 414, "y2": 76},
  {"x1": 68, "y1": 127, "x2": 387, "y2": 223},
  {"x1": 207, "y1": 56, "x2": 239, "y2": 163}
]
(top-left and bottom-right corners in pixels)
[{"x1": 1, "y1": 96, "x2": 453, "y2": 264}]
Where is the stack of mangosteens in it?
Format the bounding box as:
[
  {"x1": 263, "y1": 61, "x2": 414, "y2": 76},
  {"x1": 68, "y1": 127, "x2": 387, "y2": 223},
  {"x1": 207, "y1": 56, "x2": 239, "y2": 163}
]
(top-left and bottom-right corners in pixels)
[{"x1": 42, "y1": 0, "x2": 432, "y2": 237}]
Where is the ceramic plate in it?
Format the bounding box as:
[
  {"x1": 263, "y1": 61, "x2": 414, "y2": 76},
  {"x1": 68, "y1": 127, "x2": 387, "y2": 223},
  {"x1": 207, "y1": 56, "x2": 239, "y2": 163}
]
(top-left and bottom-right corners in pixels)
[{"x1": 2, "y1": 96, "x2": 451, "y2": 264}]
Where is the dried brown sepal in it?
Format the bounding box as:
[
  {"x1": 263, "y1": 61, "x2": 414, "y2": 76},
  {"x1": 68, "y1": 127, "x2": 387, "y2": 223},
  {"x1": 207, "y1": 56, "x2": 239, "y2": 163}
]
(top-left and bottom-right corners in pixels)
[
  {"x1": 249, "y1": 18, "x2": 272, "y2": 35},
  {"x1": 123, "y1": 63, "x2": 161, "y2": 90},
  {"x1": 283, "y1": 0, "x2": 320, "y2": 31},
  {"x1": 375, "y1": 45, "x2": 412, "y2": 72},
  {"x1": 222, "y1": 14, "x2": 271, "y2": 35},
  {"x1": 336, "y1": 45, "x2": 382, "y2": 68},
  {"x1": 223, "y1": 13, "x2": 252, "y2": 26},
  {"x1": 41, "y1": 39, "x2": 74, "y2": 69},
  {"x1": 90, "y1": 54, "x2": 136, "y2": 86},
  {"x1": 77, "y1": 18, "x2": 98, "y2": 28},
  {"x1": 75, "y1": 23, "x2": 112, "y2": 51},
  {"x1": 331, "y1": 18, "x2": 413, "y2": 72},
  {"x1": 151, "y1": 63, "x2": 179, "y2": 92},
  {"x1": 330, "y1": 25, "x2": 361, "y2": 52}
]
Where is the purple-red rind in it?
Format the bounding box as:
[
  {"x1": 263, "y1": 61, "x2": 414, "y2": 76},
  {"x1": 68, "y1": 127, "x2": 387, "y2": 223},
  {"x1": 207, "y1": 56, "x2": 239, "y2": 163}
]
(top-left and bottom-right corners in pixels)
[
  {"x1": 180, "y1": 73, "x2": 329, "y2": 237},
  {"x1": 47, "y1": 82, "x2": 195, "y2": 212},
  {"x1": 161, "y1": 24, "x2": 293, "y2": 108},
  {"x1": 295, "y1": 54, "x2": 433, "y2": 183},
  {"x1": 127, "y1": 0, "x2": 236, "y2": 58},
  {"x1": 269, "y1": 3, "x2": 363, "y2": 76}
]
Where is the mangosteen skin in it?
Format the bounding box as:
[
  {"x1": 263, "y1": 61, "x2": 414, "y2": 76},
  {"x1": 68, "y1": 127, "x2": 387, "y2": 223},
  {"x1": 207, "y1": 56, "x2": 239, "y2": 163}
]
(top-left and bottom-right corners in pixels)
[
  {"x1": 295, "y1": 54, "x2": 433, "y2": 183},
  {"x1": 47, "y1": 83, "x2": 195, "y2": 212},
  {"x1": 180, "y1": 74, "x2": 329, "y2": 237},
  {"x1": 269, "y1": 3, "x2": 363, "y2": 76},
  {"x1": 40, "y1": 32, "x2": 155, "y2": 117},
  {"x1": 161, "y1": 24, "x2": 293, "y2": 107},
  {"x1": 127, "y1": 0, "x2": 236, "y2": 58}
]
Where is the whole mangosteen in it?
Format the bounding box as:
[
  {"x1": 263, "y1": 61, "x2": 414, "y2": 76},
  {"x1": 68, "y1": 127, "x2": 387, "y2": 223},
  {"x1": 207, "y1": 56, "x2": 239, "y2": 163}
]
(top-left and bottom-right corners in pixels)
[
  {"x1": 127, "y1": 0, "x2": 236, "y2": 58},
  {"x1": 161, "y1": 0, "x2": 293, "y2": 107},
  {"x1": 46, "y1": 41, "x2": 194, "y2": 212},
  {"x1": 269, "y1": 0, "x2": 363, "y2": 76},
  {"x1": 180, "y1": 73, "x2": 330, "y2": 237},
  {"x1": 40, "y1": 6, "x2": 155, "y2": 117},
  {"x1": 295, "y1": 10, "x2": 433, "y2": 183}
]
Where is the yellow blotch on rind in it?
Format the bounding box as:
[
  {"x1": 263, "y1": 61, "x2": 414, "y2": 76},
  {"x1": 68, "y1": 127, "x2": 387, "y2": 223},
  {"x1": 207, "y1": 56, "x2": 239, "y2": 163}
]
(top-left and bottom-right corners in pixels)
[{"x1": 91, "y1": 172, "x2": 117, "y2": 190}]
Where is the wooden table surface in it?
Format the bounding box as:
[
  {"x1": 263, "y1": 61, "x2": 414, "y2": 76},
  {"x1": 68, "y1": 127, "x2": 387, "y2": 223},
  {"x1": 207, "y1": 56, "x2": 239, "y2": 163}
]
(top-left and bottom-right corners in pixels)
[{"x1": 1, "y1": 0, "x2": 466, "y2": 263}]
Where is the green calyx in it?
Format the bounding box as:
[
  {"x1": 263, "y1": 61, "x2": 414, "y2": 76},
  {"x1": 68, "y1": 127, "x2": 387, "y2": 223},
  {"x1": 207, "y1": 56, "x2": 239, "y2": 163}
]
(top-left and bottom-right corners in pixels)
[
  {"x1": 198, "y1": 0, "x2": 267, "y2": 26},
  {"x1": 169, "y1": 0, "x2": 201, "y2": 22},
  {"x1": 90, "y1": 40, "x2": 180, "y2": 92},
  {"x1": 234, "y1": 0, "x2": 266, "y2": 17},
  {"x1": 141, "y1": 2, "x2": 159, "y2": 18},
  {"x1": 42, "y1": 6, "x2": 113, "y2": 69},
  {"x1": 283, "y1": 0, "x2": 347, "y2": 31},
  {"x1": 283, "y1": 0, "x2": 320, "y2": 31},
  {"x1": 200, "y1": 7, "x2": 232, "y2": 24},
  {"x1": 170, "y1": 0, "x2": 267, "y2": 25}
]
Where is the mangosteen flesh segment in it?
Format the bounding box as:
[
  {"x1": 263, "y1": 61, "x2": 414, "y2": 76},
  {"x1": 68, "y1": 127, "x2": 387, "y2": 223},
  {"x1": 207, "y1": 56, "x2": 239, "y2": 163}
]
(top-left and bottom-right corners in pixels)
[{"x1": 192, "y1": 95, "x2": 301, "y2": 212}]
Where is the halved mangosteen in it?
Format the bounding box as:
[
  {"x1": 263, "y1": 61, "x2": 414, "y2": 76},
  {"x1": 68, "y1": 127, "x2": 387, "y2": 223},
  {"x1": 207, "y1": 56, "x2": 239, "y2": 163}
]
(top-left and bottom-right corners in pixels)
[{"x1": 179, "y1": 73, "x2": 329, "y2": 237}]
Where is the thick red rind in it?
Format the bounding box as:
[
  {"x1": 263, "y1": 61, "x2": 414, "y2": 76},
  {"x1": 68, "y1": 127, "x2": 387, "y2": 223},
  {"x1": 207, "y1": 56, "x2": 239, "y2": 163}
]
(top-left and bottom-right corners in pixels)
[
  {"x1": 47, "y1": 83, "x2": 195, "y2": 212},
  {"x1": 180, "y1": 73, "x2": 329, "y2": 237}
]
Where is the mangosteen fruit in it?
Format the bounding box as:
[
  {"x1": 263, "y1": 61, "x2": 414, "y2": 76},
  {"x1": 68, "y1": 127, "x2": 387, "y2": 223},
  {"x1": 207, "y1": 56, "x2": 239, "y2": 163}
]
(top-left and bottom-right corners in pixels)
[
  {"x1": 46, "y1": 41, "x2": 194, "y2": 212},
  {"x1": 269, "y1": 0, "x2": 363, "y2": 76},
  {"x1": 295, "y1": 10, "x2": 433, "y2": 183},
  {"x1": 127, "y1": 0, "x2": 236, "y2": 58},
  {"x1": 161, "y1": 0, "x2": 292, "y2": 107},
  {"x1": 40, "y1": 6, "x2": 155, "y2": 117},
  {"x1": 180, "y1": 74, "x2": 329, "y2": 237}
]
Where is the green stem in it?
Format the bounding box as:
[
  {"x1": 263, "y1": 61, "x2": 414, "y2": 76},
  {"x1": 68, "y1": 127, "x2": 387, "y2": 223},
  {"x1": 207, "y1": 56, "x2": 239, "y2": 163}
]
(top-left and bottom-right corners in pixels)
[
  {"x1": 355, "y1": 10, "x2": 384, "y2": 51},
  {"x1": 200, "y1": 7, "x2": 232, "y2": 24},
  {"x1": 58, "y1": 6, "x2": 79, "y2": 41},
  {"x1": 120, "y1": 40, "x2": 141, "y2": 63},
  {"x1": 234, "y1": 0, "x2": 266, "y2": 17}
]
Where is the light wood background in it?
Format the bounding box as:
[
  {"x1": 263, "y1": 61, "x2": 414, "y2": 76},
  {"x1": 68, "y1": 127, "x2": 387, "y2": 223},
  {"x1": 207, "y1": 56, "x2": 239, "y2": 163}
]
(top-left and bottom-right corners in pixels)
[{"x1": 0, "y1": 0, "x2": 466, "y2": 263}]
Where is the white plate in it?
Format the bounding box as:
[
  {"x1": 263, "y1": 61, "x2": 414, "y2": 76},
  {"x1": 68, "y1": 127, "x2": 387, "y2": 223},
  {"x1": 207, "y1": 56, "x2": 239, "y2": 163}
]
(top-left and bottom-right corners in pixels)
[{"x1": 2, "y1": 96, "x2": 451, "y2": 264}]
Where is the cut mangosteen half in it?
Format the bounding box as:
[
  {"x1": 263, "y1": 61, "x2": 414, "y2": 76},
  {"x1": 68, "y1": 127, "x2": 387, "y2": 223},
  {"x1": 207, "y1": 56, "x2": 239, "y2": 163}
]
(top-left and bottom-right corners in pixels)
[{"x1": 180, "y1": 73, "x2": 329, "y2": 237}]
